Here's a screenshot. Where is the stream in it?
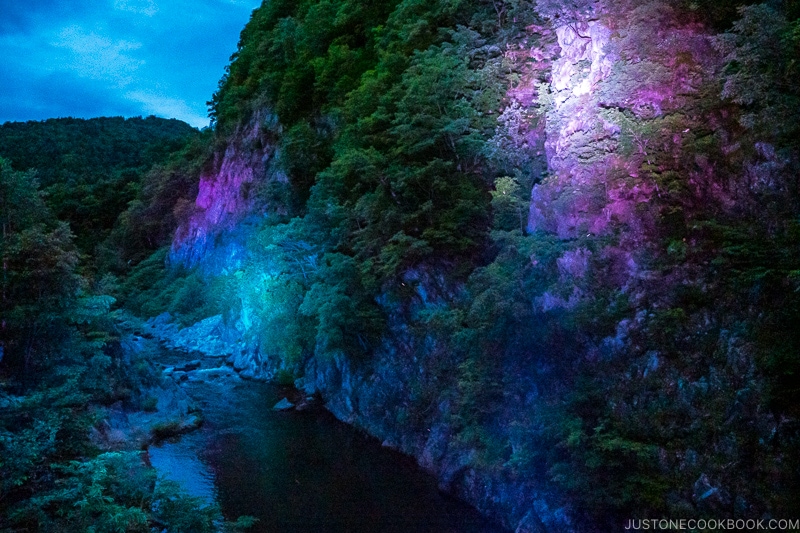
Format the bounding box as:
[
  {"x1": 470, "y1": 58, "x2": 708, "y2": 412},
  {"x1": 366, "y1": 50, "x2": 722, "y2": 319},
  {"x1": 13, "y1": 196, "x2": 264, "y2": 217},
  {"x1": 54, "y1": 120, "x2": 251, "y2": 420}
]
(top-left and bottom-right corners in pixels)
[{"x1": 147, "y1": 353, "x2": 505, "y2": 533}]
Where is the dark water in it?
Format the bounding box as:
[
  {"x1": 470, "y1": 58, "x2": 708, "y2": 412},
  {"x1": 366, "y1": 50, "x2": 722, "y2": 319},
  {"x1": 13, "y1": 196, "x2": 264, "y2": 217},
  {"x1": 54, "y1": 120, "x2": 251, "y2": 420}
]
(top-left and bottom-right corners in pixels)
[{"x1": 149, "y1": 371, "x2": 505, "y2": 533}]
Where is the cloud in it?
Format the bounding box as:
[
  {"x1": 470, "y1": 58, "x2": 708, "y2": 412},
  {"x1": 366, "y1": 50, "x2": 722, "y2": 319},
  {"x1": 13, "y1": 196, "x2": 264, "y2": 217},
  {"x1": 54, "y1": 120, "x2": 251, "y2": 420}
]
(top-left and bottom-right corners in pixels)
[
  {"x1": 125, "y1": 90, "x2": 209, "y2": 128},
  {"x1": 52, "y1": 26, "x2": 144, "y2": 86},
  {"x1": 0, "y1": 0, "x2": 262, "y2": 125},
  {"x1": 113, "y1": 0, "x2": 159, "y2": 17}
]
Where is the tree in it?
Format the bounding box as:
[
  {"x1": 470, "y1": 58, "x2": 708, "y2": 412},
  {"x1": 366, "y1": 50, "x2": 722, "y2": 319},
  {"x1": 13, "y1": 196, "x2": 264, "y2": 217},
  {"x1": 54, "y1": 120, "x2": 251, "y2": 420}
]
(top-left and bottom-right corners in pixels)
[
  {"x1": 0, "y1": 158, "x2": 81, "y2": 381},
  {"x1": 714, "y1": 4, "x2": 800, "y2": 149}
]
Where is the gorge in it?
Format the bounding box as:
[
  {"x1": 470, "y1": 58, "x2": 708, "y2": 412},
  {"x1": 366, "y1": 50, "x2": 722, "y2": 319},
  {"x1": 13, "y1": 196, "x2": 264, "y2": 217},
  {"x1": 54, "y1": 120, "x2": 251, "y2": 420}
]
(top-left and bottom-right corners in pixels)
[{"x1": 1, "y1": 0, "x2": 799, "y2": 532}]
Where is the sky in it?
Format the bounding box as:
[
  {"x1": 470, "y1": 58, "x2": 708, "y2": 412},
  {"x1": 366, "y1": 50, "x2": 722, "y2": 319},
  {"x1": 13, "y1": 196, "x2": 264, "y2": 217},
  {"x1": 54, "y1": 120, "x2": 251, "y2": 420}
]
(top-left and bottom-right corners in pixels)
[{"x1": 0, "y1": 0, "x2": 263, "y2": 128}]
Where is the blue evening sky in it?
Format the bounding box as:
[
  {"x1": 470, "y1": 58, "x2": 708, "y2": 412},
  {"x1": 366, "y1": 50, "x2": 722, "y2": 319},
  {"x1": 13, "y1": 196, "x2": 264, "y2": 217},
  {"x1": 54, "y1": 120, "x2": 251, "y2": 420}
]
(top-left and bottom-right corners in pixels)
[{"x1": 0, "y1": 0, "x2": 262, "y2": 128}]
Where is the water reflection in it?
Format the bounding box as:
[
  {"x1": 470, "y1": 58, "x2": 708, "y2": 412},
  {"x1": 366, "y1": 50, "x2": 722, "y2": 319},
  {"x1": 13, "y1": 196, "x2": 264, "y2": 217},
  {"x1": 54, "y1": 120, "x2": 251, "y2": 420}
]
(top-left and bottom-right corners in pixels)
[
  {"x1": 148, "y1": 431, "x2": 217, "y2": 504},
  {"x1": 149, "y1": 372, "x2": 505, "y2": 533}
]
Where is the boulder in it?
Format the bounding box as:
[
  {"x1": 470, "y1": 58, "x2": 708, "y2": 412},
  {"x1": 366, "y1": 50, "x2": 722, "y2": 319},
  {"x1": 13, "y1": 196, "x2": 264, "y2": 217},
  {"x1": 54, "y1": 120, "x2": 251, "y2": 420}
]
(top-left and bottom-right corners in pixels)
[{"x1": 273, "y1": 398, "x2": 295, "y2": 411}]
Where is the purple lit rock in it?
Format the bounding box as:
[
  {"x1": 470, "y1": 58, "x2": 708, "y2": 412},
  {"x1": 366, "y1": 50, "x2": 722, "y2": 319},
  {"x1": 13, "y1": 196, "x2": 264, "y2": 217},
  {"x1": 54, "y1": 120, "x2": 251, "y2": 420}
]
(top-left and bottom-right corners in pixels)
[{"x1": 170, "y1": 110, "x2": 287, "y2": 272}]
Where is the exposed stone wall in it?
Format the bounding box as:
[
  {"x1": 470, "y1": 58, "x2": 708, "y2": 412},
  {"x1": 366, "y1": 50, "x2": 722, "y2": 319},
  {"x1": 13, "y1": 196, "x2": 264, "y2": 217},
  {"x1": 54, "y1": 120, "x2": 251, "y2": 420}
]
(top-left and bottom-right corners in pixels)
[
  {"x1": 528, "y1": 3, "x2": 718, "y2": 244},
  {"x1": 294, "y1": 340, "x2": 574, "y2": 533},
  {"x1": 169, "y1": 111, "x2": 287, "y2": 273}
]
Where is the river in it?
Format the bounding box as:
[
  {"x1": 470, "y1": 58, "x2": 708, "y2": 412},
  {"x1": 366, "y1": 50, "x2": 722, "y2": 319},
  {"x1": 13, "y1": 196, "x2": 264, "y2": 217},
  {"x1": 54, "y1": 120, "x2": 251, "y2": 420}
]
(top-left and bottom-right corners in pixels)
[{"x1": 148, "y1": 359, "x2": 506, "y2": 533}]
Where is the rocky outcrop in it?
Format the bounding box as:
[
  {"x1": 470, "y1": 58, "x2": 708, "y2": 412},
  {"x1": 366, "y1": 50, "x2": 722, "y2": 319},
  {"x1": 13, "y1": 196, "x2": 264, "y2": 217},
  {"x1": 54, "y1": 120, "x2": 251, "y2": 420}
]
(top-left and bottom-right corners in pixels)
[
  {"x1": 170, "y1": 110, "x2": 287, "y2": 273},
  {"x1": 135, "y1": 311, "x2": 277, "y2": 381},
  {"x1": 526, "y1": 2, "x2": 719, "y2": 264},
  {"x1": 140, "y1": 313, "x2": 238, "y2": 358},
  {"x1": 92, "y1": 331, "x2": 204, "y2": 451}
]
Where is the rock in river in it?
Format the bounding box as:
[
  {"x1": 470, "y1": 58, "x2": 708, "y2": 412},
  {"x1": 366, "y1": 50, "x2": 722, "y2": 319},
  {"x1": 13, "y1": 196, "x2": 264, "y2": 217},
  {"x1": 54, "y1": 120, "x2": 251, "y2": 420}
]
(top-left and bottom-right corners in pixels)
[{"x1": 273, "y1": 397, "x2": 295, "y2": 411}]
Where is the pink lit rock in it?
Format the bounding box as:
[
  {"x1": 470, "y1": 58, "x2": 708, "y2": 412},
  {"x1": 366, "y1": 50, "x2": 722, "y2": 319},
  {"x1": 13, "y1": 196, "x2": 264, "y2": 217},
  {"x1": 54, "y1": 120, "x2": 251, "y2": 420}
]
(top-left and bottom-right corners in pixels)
[
  {"x1": 504, "y1": 0, "x2": 735, "y2": 327},
  {"x1": 522, "y1": 4, "x2": 720, "y2": 248},
  {"x1": 170, "y1": 111, "x2": 287, "y2": 269},
  {"x1": 557, "y1": 248, "x2": 592, "y2": 281}
]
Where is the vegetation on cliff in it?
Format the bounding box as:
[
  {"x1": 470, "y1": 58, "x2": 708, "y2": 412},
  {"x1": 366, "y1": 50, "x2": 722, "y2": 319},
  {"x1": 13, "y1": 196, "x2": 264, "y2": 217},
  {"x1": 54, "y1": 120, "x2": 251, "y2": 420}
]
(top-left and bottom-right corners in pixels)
[
  {"x1": 2, "y1": 0, "x2": 800, "y2": 530},
  {"x1": 192, "y1": 0, "x2": 800, "y2": 529},
  {"x1": 0, "y1": 124, "x2": 248, "y2": 530}
]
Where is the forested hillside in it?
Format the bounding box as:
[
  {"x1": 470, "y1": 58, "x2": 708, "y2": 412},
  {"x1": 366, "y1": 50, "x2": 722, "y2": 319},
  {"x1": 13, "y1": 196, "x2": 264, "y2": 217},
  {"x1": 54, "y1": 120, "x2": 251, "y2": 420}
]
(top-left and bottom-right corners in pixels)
[
  {"x1": 0, "y1": 116, "x2": 198, "y2": 254},
  {"x1": 0, "y1": 118, "x2": 256, "y2": 531}
]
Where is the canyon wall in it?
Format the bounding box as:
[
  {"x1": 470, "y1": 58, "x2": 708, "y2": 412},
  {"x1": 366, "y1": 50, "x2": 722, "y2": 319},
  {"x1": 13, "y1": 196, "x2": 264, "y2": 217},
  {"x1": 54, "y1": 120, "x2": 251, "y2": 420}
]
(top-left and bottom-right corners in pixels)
[
  {"x1": 169, "y1": 1, "x2": 799, "y2": 530},
  {"x1": 169, "y1": 111, "x2": 286, "y2": 273}
]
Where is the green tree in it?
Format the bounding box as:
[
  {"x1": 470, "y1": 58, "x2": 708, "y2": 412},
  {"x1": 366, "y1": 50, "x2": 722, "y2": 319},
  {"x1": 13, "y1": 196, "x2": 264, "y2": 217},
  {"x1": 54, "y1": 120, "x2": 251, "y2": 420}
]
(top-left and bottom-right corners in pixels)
[
  {"x1": 714, "y1": 4, "x2": 800, "y2": 149},
  {"x1": 0, "y1": 158, "x2": 81, "y2": 381},
  {"x1": 491, "y1": 176, "x2": 528, "y2": 231},
  {"x1": 0, "y1": 117, "x2": 197, "y2": 255}
]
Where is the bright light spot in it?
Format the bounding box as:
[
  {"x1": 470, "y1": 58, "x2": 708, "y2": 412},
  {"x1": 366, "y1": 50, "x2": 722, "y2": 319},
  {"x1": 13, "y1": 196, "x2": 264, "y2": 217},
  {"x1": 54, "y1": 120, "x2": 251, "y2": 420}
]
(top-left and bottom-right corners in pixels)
[{"x1": 573, "y1": 78, "x2": 591, "y2": 96}]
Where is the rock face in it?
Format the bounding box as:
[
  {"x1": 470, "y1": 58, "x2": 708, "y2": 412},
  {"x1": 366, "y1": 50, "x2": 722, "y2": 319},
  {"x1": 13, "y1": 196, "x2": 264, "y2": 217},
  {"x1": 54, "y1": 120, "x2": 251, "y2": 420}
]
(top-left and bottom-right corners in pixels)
[
  {"x1": 293, "y1": 349, "x2": 571, "y2": 532},
  {"x1": 141, "y1": 313, "x2": 241, "y2": 359},
  {"x1": 527, "y1": 3, "x2": 718, "y2": 261},
  {"x1": 169, "y1": 111, "x2": 287, "y2": 273},
  {"x1": 93, "y1": 331, "x2": 205, "y2": 450},
  {"x1": 165, "y1": 1, "x2": 792, "y2": 531}
]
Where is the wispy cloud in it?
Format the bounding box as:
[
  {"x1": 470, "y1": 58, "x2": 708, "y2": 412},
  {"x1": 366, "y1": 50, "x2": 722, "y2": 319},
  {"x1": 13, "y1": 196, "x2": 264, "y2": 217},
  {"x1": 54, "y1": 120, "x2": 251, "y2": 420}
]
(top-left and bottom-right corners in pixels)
[
  {"x1": 52, "y1": 25, "x2": 144, "y2": 86},
  {"x1": 0, "y1": 0, "x2": 261, "y2": 125},
  {"x1": 113, "y1": 0, "x2": 159, "y2": 17}
]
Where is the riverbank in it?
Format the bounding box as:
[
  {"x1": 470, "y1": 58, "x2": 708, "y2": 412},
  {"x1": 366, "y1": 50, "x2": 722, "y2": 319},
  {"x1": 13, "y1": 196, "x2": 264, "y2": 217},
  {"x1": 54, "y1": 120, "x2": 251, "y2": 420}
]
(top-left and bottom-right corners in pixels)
[
  {"x1": 145, "y1": 351, "x2": 507, "y2": 532},
  {"x1": 117, "y1": 310, "x2": 511, "y2": 532},
  {"x1": 91, "y1": 325, "x2": 206, "y2": 452}
]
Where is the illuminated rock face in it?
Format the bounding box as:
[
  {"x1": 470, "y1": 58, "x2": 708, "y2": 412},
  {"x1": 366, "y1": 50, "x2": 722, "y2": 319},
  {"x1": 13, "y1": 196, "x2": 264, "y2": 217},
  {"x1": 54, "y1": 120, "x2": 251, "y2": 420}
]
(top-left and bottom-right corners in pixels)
[
  {"x1": 169, "y1": 111, "x2": 287, "y2": 272},
  {"x1": 551, "y1": 21, "x2": 612, "y2": 93},
  {"x1": 522, "y1": 3, "x2": 720, "y2": 298},
  {"x1": 527, "y1": 16, "x2": 620, "y2": 241},
  {"x1": 164, "y1": 3, "x2": 749, "y2": 531}
]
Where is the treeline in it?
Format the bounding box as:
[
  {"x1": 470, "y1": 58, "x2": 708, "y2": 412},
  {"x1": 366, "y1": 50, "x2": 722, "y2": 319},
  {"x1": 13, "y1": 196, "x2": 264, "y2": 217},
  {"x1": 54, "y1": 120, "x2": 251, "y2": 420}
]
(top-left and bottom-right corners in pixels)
[{"x1": 0, "y1": 116, "x2": 198, "y2": 254}]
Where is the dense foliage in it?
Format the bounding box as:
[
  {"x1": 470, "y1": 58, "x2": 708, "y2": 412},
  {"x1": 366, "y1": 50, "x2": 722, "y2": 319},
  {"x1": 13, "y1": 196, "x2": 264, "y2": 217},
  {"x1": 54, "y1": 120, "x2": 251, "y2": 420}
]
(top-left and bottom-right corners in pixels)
[
  {"x1": 2, "y1": 0, "x2": 800, "y2": 530},
  {"x1": 207, "y1": 0, "x2": 543, "y2": 360},
  {"x1": 99, "y1": 129, "x2": 214, "y2": 272},
  {"x1": 0, "y1": 117, "x2": 197, "y2": 254},
  {"x1": 197, "y1": 0, "x2": 800, "y2": 529},
  {"x1": 0, "y1": 112, "x2": 248, "y2": 530}
]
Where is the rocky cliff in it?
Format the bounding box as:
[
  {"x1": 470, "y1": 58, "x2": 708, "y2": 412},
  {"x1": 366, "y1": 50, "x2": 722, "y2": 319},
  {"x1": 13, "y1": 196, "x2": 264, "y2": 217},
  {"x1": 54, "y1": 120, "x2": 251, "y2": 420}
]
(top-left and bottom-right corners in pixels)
[
  {"x1": 168, "y1": 1, "x2": 800, "y2": 530},
  {"x1": 169, "y1": 110, "x2": 286, "y2": 273}
]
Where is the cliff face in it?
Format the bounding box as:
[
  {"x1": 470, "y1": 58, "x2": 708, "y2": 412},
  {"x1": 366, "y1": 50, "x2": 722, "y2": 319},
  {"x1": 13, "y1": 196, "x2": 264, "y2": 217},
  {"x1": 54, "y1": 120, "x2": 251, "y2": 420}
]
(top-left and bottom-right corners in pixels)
[
  {"x1": 170, "y1": 111, "x2": 286, "y2": 273},
  {"x1": 169, "y1": 1, "x2": 800, "y2": 531}
]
